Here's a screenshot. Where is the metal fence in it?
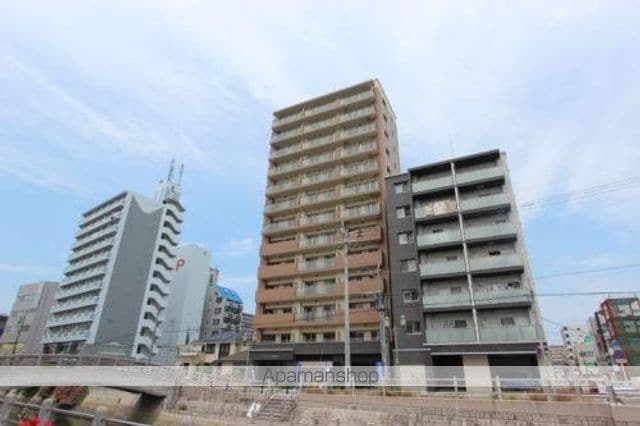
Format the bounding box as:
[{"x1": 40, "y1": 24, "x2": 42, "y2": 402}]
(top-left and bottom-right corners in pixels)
[{"x1": 0, "y1": 396, "x2": 149, "y2": 426}]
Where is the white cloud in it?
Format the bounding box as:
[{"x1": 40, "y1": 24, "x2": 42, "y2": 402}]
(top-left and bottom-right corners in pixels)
[
  {"x1": 0, "y1": 262, "x2": 55, "y2": 275},
  {"x1": 223, "y1": 238, "x2": 256, "y2": 256}
]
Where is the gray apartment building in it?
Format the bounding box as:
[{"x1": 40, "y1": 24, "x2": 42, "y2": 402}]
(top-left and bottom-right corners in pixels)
[
  {"x1": 42, "y1": 167, "x2": 184, "y2": 359},
  {"x1": 0, "y1": 314, "x2": 7, "y2": 340},
  {"x1": 385, "y1": 150, "x2": 545, "y2": 377},
  {"x1": 0, "y1": 282, "x2": 58, "y2": 355}
]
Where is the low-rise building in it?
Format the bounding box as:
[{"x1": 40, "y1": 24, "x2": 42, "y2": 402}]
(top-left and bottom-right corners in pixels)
[
  {"x1": 561, "y1": 326, "x2": 598, "y2": 367},
  {"x1": 590, "y1": 297, "x2": 640, "y2": 366},
  {"x1": 546, "y1": 344, "x2": 570, "y2": 366},
  {"x1": 200, "y1": 284, "x2": 244, "y2": 338},
  {"x1": 176, "y1": 331, "x2": 250, "y2": 366}
]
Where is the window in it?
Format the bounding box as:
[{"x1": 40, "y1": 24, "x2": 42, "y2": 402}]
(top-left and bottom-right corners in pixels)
[
  {"x1": 432, "y1": 228, "x2": 443, "y2": 234},
  {"x1": 500, "y1": 317, "x2": 515, "y2": 326},
  {"x1": 323, "y1": 332, "x2": 335, "y2": 341},
  {"x1": 454, "y1": 320, "x2": 468, "y2": 328},
  {"x1": 446, "y1": 255, "x2": 458, "y2": 261},
  {"x1": 280, "y1": 334, "x2": 291, "y2": 343},
  {"x1": 303, "y1": 333, "x2": 316, "y2": 342},
  {"x1": 213, "y1": 319, "x2": 220, "y2": 325},
  {"x1": 214, "y1": 308, "x2": 221, "y2": 314},
  {"x1": 216, "y1": 297, "x2": 223, "y2": 303},
  {"x1": 489, "y1": 250, "x2": 501, "y2": 256},
  {"x1": 402, "y1": 289, "x2": 419, "y2": 303},
  {"x1": 394, "y1": 181, "x2": 409, "y2": 194},
  {"x1": 219, "y1": 343, "x2": 231, "y2": 357},
  {"x1": 383, "y1": 114, "x2": 388, "y2": 123},
  {"x1": 400, "y1": 259, "x2": 417, "y2": 272},
  {"x1": 398, "y1": 232, "x2": 414, "y2": 245},
  {"x1": 506, "y1": 281, "x2": 521, "y2": 289},
  {"x1": 450, "y1": 286, "x2": 462, "y2": 294},
  {"x1": 405, "y1": 321, "x2": 421, "y2": 334},
  {"x1": 396, "y1": 206, "x2": 410, "y2": 219}
]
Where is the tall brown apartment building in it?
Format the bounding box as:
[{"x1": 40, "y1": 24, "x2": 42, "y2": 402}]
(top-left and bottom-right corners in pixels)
[{"x1": 251, "y1": 80, "x2": 400, "y2": 365}]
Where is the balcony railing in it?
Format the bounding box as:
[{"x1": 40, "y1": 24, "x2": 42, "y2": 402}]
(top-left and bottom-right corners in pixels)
[
  {"x1": 416, "y1": 229, "x2": 462, "y2": 247},
  {"x1": 300, "y1": 190, "x2": 336, "y2": 206},
  {"x1": 473, "y1": 289, "x2": 532, "y2": 307},
  {"x1": 468, "y1": 253, "x2": 523, "y2": 273},
  {"x1": 343, "y1": 204, "x2": 380, "y2": 219},
  {"x1": 479, "y1": 326, "x2": 538, "y2": 342},
  {"x1": 412, "y1": 175, "x2": 454, "y2": 193},
  {"x1": 300, "y1": 235, "x2": 335, "y2": 248},
  {"x1": 58, "y1": 281, "x2": 102, "y2": 298},
  {"x1": 423, "y1": 292, "x2": 471, "y2": 310},
  {"x1": 301, "y1": 311, "x2": 336, "y2": 322},
  {"x1": 343, "y1": 181, "x2": 379, "y2": 197},
  {"x1": 459, "y1": 193, "x2": 510, "y2": 212},
  {"x1": 42, "y1": 329, "x2": 90, "y2": 343},
  {"x1": 51, "y1": 296, "x2": 100, "y2": 314},
  {"x1": 300, "y1": 213, "x2": 337, "y2": 226},
  {"x1": 419, "y1": 260, "x2": 466, "y2": 278},
  {"x1": 299, "y1": 285, "x2": 336, "y2": 297},
  {"x1": 263, "y1": 221, "x2": 296, "y2": 233},
  {"x1": 456, "y1": 164, "x2": 504, "y2": 185},
  {"x1": 264, "y1": 199, "x2": 297, "y2": 213},
  {"x1": 47, "y1": 311, "x2": 95, "y2": 327},
  {"x1": 425, "y1": 327, "x2": 476, "y2": 343},
  {"x1": 299, "y1": 258, "x2": 336, "y2": 271},
  {"x1": 343, "y1": 161, "x2": 378, "y2": 177},
  {"x1": 343, "y1": 141, "x2": 376, "y2": 157},
  {"x1": 464, "y1": 222, "x2": 517, "y2": 242}
]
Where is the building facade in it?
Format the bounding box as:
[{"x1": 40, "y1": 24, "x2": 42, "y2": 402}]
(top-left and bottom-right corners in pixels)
[
  {"x1": 241, "y1": 312, "x2": 255, "y2": 340},
  {"x1": 561, "y1": 326, "x2": 598, "y2": 367},
  {"x1": 177, "y1": 331, "x2": 251, "y2": 366},
  {"x1": 42, "y1": 169, "x2": 184, "y2": 359},
  {"x1": 252, "y1": 79, "x2": 400, "y2": 365},
  {"x1": 0, "y1": 314, "x2": 7, "y2": 340},
  {"x1": 385, "y1": 150, "x2": 545, "y2": 376},
  {"x1": 591, "y1": 297, "x2": 640, "y2": 366},
  {"x1": 546, "y1": 344, "x2": 571, "y2": 366},
  {"x1": 0, "y1": 282, "x2": 58, "y2": 354},
  {"x1": 201, "y1": 285, "x2": 244, "y2": 338},
  {"x1": 155, "y1": 244, "x2": 212, "y2": 364}
]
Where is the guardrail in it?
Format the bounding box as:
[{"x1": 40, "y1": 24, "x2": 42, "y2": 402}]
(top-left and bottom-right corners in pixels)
[
  {"x1": 0, "y1": 354, "x2": 153, "y2": 367},
  {"x1": 0, "y1": 396, "x2": 150, "y2": 426}
]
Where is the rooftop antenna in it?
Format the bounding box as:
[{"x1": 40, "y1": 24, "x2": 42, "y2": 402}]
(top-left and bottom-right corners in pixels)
[
  {"x1": 178, "y1": 163, "x2": 184, "y2": 186},
  {"x1": 167, "y1": 159, "x2": 175, "y2": 182}
]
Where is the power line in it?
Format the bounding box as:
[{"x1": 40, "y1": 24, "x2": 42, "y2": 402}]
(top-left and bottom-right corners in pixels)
[
  {"x1": 534, "y1": 263, "x2": 640, "y2": 280},
  {"x1": 520, "y1": 176, "x2": 640, "y2": 209}
]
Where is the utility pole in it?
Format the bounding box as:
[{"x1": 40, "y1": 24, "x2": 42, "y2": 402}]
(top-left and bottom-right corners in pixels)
[
  {"x1": 11, "y1": 313, "x2": 28, "y2": 356},
  {"x1": 341, "y1": 223, "x2": 351, "y2": 373}
]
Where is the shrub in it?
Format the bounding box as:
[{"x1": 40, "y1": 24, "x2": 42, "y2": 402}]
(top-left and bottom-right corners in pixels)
[
  {"x1": 53, "y1": 386, "x2": 89, "y2": 409},
  {"x1": 37, "y1": 387, "x2": 55, "y2": 400},
  {"x1": 19, "y1": 387, "x2": 40, "y2": 399}
]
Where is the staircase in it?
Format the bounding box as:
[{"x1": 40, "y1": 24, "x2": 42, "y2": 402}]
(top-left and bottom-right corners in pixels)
[{"x1": 247, "y1": 384, "x2": 298, "y2": 423}]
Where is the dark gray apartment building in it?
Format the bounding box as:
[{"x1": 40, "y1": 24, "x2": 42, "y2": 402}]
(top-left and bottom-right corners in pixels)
[
  {"x1": 0, "y1": 281, "x2": 59, "y2": 355},
  {"x1": 385, "y1": 150, "x2": 545, "y2": 379}
]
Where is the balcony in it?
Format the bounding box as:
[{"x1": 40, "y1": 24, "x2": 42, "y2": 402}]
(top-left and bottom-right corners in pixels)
[
  {"x1": 456, "y1": 165, "x2": 504, "y2": 186},
  {"x1": 64, "y1": 252, "x2": 111, "y2": 275},
  {"x1": 270, "y1": 143, "x2": 303, "y2": 160},
  {"x1": 42, "y1": 329, "x2": 90, "y2": 344},
  {"x1": 299, "y1": 310, "x2": 336, "y2": 324},
  {"x1": 259, "y1": 262, "x2": 297, "y2": 279},
  {"x1": 343, "y1": 203, "x2": 380, "y2": 220},
  {"x1": 414, "y1": 199, "x2": 458, "y2": 220},
  {"x1": 459, "y1": 193, "x2": 510, "y2": 213},
  {"x1": 412, "y1": 175, "x2": 454, "y2": 193},
  {"x1": 69, "y1": 238, "x2": 115, "y2": 262},
  {"x1": 255, "y1": 312, "x2": 295, "y2": 328},
  {"x1": 266, "y1": 179, "x2": 299, "y2": 195},
  {"x1": 479, "y1": 326, "x2": 538, "y2": 342},
  {"x1": 423, "y1": 292, "x2": 472, "y2": 312},
  {"x1": 47, "y1": 311, "x2": 95, "y2": 328},
  {"x1": 298, "y1": 284, "x2": 336, "y2": 298},
  {"x1": 468, "y1": 253, "x2": 523, "y2": 273},
  {"x1": 299, "y1": 213, "x2": 338, "y2": 228},
  {"x1": 50, "y1": 296, "x2": 100, "y2": 314},
  {"x1": 261, "y1": 239, "x2": 298, "y2": 256},
  {"x1": 75, "y1": 214, "x2": 121, "y2": 239},
  {"x1": 342, "y1": 161, "x2": 378, "y2": 178},
  {"x1": 58, "y1": 280, "x2": 102, "y2": 299},
  {"x1": 298, "y1": 251, "x2": 382, "y2": 274},
  {"x1": 272, "y1": 90, "x2": 374, "y2": 129},
  {"x1": 342, "y1": 180, "x2": 380, "y2": 198},
  {"x1": 473, "y1": 289, "x2": 532, "y2": 308},
  {"x1": 464, "y1": 222, "x2": 517, "y2": 242},
  {"x1": 416, "y1": 229, "x2": 462, "y2": 248},
  {"x1": 257, "y1": 286, "x2": 296, "y2": 303},
  {"x1": 299, "y1": 190, "x2": 338, "y2": 208},
  {"x1": 298, "y1": 258, "x2": 336, "y2": 272},
  {"x1": 337, "y1": 278, "x2": 381, "y2": 296},
  {"x1": 263, "y1": 220, "x2": 296, "y2": 235},
  {"x1": 425, "y1": 327, "x2": 476, "y2": 343},
  {"x1": 62, "y1": 267, "x2": 107, "y2": 286},
  {"x1": 419, "y1": 260, "x2": 466, "y2": 278}
]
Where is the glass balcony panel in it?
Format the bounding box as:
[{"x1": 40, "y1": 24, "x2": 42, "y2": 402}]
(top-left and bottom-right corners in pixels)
[
  {"x1": 464, "y1": 222, "x2": 516, "y2": 241},
  {"x1": 456, "y1": 165, "x2": 504, "y2": 185},
  {"x1": 425, "y1": 327, "x2": 476, "y2": 343},
  {"x1": 412, "y1": 175, "x2": 454, "y2": 193},
  {"x1": 417, "y1": 229, "x2": 462, "y2": 247},
  {"x1": 419, "y1": 261, "x2": 466, "y2": 277},
  {"x1": 423, "y1": 292, "x2": 471, "y2": 309},
  {"x1": 459, "y1": 193, "x2": 510, "y2": 212},
  {"x1": 479, "y1": 326, "x2": 538, "y2": 342},
  {"x1": 468, "y1": 254, "x2": 523, "y2": 272}
]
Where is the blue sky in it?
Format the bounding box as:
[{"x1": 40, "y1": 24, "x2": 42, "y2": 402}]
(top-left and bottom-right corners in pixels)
[{"x1": 1, "y1": 1, "x2": 639, "y2": 343}]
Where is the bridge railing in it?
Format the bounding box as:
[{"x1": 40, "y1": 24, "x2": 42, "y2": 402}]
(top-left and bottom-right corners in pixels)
[
  {"x1": 0, "y1": 354, "x2": 153, "y2": 367},
  {"x1": 0, "y1": 395, "x2": 151, "y2": 426}
]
